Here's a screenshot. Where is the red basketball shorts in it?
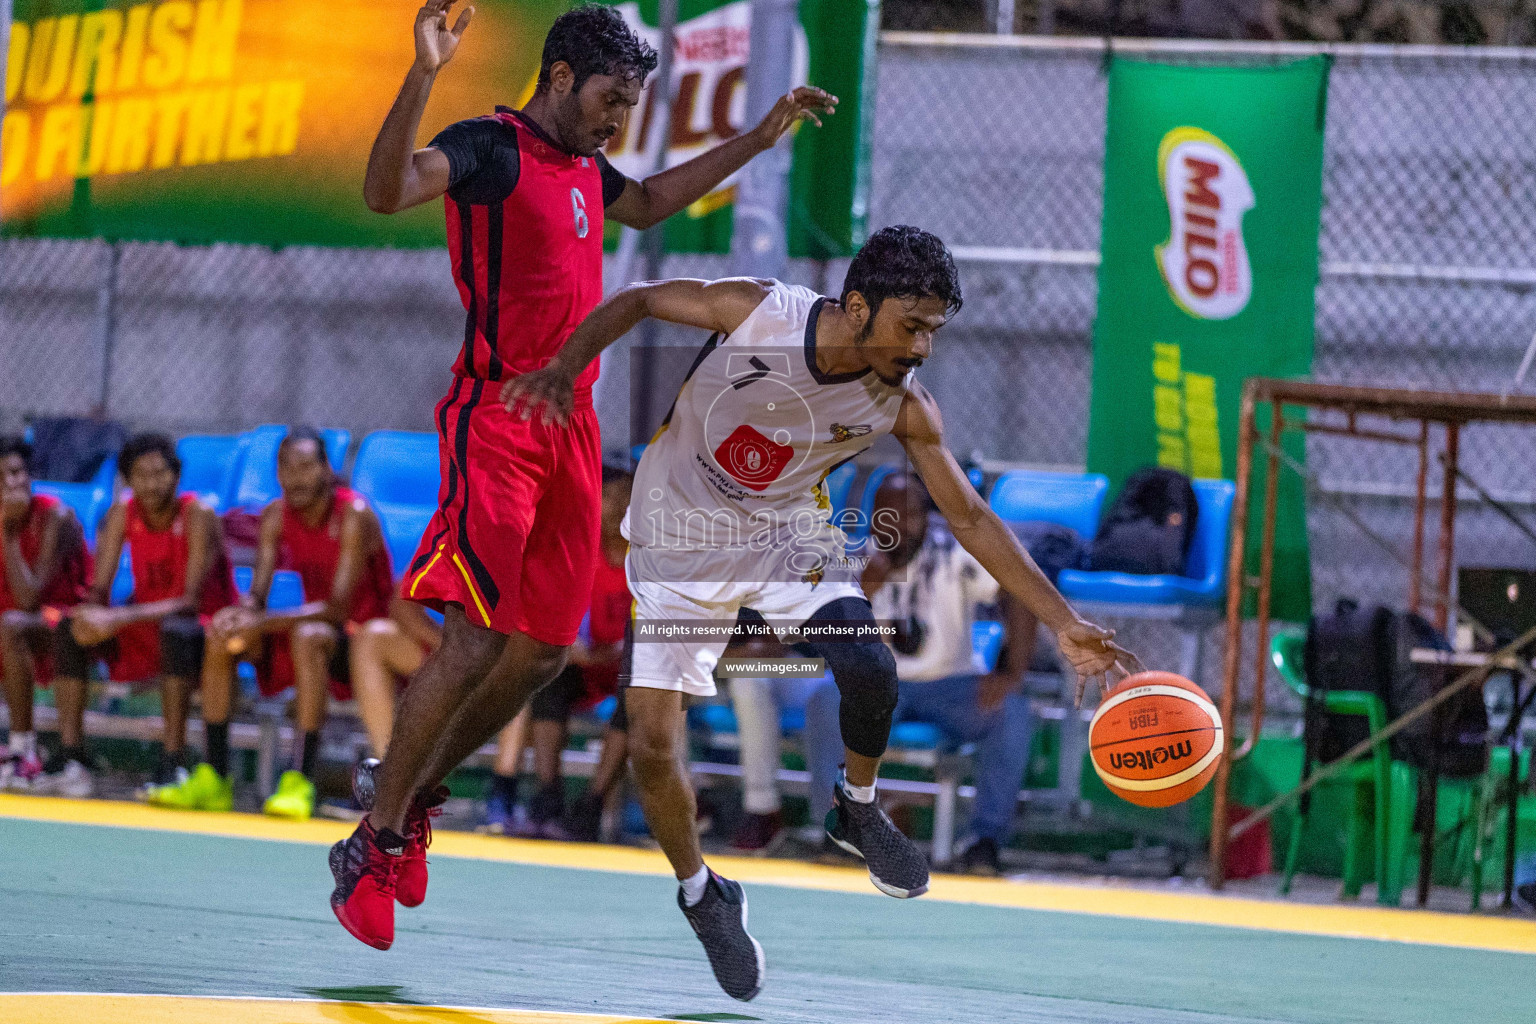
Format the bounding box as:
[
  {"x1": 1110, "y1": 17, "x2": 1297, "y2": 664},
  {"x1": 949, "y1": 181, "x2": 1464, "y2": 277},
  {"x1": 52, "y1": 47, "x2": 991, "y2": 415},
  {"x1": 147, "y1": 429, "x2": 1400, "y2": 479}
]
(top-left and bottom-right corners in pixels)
[{"x1": 403, "y1": 377, "x2": 602, "y2": 645}]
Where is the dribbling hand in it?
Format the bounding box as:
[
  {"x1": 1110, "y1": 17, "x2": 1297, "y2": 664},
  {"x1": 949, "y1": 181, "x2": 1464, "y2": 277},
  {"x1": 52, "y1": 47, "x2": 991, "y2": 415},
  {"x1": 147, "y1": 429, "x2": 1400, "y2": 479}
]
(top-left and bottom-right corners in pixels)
[
  {"x1": 1054, "y1": 618, "x2": 1143, "y2": 708},
  {"x1": 749, "y1": 86, "x2": 838, "y2": 150},
  {"x1": 414, "y1": 0, "x2": 474, "y2": 75},
  {"x1": 501, "y1": 365, "x2": 576, "y2": 427}
]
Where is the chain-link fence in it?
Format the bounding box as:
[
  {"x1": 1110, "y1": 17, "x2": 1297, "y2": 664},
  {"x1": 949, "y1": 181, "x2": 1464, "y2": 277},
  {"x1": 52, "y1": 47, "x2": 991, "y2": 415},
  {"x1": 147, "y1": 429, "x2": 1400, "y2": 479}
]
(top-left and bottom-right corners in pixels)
[
  {"x1": 4, "y1": 36, "x2": 1536, "y2": 698},
  {"x1": 873, "y1": 36, "x2": 1536, "y2": 640}
]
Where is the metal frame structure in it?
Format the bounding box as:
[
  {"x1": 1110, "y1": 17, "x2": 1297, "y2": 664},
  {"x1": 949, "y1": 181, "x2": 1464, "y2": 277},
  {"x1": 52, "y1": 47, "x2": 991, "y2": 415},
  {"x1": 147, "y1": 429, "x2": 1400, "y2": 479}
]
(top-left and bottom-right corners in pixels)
[{"x1": 1207, "y1": 377, "x2": 1536, "y2": 887}]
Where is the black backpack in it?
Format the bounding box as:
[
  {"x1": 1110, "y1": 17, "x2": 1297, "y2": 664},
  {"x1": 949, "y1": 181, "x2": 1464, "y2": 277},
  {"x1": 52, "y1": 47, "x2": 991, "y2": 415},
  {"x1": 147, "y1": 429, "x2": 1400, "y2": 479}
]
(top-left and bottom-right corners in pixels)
[
  {"x1": 1087, "y1": 467, "x2": 1198, "y2": 576},
  {"x1": 1303, "y1": 599, "x2": 1488, "y2": 779}
]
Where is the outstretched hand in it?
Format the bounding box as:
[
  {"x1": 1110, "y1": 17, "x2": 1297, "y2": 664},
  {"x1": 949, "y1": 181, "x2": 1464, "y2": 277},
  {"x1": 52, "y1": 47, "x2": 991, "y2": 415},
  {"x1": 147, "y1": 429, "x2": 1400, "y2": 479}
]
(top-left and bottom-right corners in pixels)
[
  {"x1": 1054, "y1": 618, "x2": 1143, "y2": 708},
  {"x1": 414, "y1": 0, "x2": 474, "y2": 74},
  {"x1": 749, "y1": 86, "x2": 839, "y2": 150},
  {"x1": 501, "y1": 365, "x2": 576, "y2": 427}
]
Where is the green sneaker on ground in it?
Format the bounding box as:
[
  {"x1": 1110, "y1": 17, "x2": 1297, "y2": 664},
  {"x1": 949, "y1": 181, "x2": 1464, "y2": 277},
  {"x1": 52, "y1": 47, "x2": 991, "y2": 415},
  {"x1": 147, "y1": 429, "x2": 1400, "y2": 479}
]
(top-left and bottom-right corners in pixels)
[
  {"x1": 145, "y1": 763, "x2": 233, "y2": 812},
  {"x1": 263, "y1": 770, "x2": 315, "y2": 821}
]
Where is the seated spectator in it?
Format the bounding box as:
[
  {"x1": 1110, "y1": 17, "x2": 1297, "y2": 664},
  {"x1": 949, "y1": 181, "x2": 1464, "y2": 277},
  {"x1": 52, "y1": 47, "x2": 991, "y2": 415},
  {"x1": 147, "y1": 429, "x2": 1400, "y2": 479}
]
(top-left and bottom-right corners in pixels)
[
  {"x1": 349, "y1": 597, "x2": 443, "y2": 759},
  {"x1": 51, "y1": 433, "x2": 237, "y2": 796},
  {"x1": 805, "y1": 471, "x2": 1037, "y2": 875},
  {"x1": 0, "y1": 435, "x2": 93, "y2": 791},
  {"x1": 725, "y1": 615, "x2": 830, "y2": 854},
  {"x1": 484, "y1": 466, "x2": 633, "y2": 840},
  {"x1": 148, "y1": 428, "x2": 393, "y2": 820}
]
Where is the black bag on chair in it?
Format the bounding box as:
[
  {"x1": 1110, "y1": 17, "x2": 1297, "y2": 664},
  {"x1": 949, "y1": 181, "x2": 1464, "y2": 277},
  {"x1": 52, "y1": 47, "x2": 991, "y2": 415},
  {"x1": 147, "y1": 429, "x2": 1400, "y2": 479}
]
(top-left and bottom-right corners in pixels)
[
  {"x1": 1303, "y1": 599, "x2": 1393, "y2": 765},
  {"x1": 1303, "y1": 599, "x2": 1488, "y2": 778},
  {"x1": 1087, "y1": 467, "x2": 1198, "y2": 576},
  {"x1": 1386, "y1": 614, "x2": 1488, "y2": 779}
]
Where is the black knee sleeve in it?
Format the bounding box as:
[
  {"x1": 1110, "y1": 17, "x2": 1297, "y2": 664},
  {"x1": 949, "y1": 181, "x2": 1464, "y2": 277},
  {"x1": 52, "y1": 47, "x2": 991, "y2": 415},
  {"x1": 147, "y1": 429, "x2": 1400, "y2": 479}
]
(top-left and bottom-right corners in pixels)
[
  {"x1": 52, "y1": 619, "x2": 94, "y2": 679},
  {"x1": 159, "y1": 614, "x2": 205, "y2": 680},
  {"x1": 803, "y1": 597, "x2": 899, "y2": 759}
]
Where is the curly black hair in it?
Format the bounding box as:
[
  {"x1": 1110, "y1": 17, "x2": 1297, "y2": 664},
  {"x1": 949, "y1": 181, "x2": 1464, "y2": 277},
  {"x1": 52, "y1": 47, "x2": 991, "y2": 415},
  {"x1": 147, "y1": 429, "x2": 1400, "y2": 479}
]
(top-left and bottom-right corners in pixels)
[
  {"x1": 0, "y1": 434, "x2": 33, "y2": 465},
  {"x1": 539, "y1": 4, "x2": 658, "y2": 91},
  {"x1": 120, "y1": 432, "x2": 180, "y2": 478},
  {"x1": 277, "y1": 425, "x2": 326, "y2": 461},
  {"x1": 840, "y1": 225, "x2": 963, "y2": 320}
]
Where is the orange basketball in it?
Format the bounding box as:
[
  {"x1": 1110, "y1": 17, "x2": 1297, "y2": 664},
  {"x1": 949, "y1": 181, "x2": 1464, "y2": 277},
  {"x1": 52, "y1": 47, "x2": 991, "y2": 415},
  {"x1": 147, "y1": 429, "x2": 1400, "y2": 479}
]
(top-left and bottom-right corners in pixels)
[{"x1": 1088, "y1": 671, "x2": 1224, "y2": 808}]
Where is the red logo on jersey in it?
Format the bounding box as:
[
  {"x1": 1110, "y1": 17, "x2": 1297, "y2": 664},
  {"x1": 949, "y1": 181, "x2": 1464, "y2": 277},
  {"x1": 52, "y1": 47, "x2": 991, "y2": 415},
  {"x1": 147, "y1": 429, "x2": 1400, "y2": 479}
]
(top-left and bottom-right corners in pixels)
[{"x1": 714, "y1": 425, "x2": 793, "y2": 492}]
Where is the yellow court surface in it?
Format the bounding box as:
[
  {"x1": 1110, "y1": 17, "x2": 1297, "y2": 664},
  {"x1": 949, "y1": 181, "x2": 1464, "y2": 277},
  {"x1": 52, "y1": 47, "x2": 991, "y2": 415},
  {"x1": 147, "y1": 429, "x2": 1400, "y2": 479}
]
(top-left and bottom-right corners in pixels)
[
  {"x1": 7, "y1": 994, "x2": 669, "y2": 1024},
  {"x1": 3, "y1": 793, "x2": 1533, "y2": 1024}
]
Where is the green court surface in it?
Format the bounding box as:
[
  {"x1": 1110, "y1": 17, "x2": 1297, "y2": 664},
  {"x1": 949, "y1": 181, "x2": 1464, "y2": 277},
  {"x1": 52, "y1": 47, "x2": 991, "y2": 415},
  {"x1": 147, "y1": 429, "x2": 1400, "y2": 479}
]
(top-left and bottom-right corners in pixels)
[{"x1": 0, "y1": 813, "x2": 1529, "y2": 1024}]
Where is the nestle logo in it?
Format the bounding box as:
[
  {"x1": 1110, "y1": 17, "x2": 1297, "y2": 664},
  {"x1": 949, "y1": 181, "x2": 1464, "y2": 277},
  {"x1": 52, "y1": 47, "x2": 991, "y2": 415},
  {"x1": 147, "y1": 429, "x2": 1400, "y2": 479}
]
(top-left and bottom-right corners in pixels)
[{"x1": 1108, "y1": 739, "x2": 1193, "y2": 772}]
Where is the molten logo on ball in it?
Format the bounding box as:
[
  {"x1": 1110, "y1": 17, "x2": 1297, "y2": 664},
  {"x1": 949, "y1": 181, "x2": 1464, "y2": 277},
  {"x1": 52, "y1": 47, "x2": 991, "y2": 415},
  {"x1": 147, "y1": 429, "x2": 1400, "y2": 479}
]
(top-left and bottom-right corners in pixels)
[
  {"x1": 714, "y1": 424, "x2": 794, "y2": 491},
  {"x1": 1108, "y1": 739, "x2": 1193, "y2": 773}
]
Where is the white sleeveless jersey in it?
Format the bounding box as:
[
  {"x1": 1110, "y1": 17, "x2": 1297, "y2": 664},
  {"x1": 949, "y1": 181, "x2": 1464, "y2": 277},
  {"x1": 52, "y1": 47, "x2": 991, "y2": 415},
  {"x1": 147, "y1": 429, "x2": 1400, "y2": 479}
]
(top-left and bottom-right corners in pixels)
[{"x1": 624, "y1": 281, "x2": 909, "y2": 566}]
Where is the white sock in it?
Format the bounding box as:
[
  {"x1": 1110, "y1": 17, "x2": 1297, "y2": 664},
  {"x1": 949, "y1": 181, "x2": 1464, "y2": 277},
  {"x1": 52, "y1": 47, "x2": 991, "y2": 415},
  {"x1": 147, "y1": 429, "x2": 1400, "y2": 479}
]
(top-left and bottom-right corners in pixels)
[
  {"x1": 841, "y1": 773, "x2": 877, "y2": 804},
  {"x1": 9, "y1": 731, "x2": 35, "y2": 758},
  {"x1": 680, "y1": 864, "x2": 710, "y2": 906}
]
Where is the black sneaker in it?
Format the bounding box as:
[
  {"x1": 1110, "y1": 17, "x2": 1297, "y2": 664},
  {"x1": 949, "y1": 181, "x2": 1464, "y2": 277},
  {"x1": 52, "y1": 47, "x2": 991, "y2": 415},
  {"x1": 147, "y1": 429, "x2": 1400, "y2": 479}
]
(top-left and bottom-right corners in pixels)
[
  {"x1": 678, "y1": 870, "x2": 765, "y2": 1001},
  {"x1": 959, "y1": 837, "x2": 1002, "y2": 877},
  {"x1": 1515, "y1": 882, "x2": 1536, "y2": 913},
  {"x1": 825, "y1": 780, "x2": 930, "y2": 898}
]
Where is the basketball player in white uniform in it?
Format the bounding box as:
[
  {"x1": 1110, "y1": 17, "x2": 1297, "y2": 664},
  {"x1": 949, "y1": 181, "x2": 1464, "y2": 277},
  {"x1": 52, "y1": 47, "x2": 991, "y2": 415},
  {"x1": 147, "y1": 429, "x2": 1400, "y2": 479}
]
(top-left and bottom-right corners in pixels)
[{"x1": 505, "y1": 226, "x2": 1133, "y2": 1001}]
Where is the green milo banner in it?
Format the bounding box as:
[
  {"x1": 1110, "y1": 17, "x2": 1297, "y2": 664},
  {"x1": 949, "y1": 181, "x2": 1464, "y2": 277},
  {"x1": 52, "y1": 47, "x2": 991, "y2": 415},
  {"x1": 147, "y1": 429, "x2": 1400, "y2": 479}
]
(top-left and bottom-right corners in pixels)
[
  {"x1": 1086, "y1": 56, "x2": 1329, "y2": 621},
  {"x1": 0, "y1": 0, "x2": 875, "y2": 255}
]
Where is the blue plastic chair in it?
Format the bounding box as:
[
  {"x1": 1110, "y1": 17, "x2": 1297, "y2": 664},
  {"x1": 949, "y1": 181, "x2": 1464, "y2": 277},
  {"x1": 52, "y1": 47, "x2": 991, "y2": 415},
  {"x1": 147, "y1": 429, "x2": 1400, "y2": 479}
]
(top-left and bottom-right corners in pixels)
[
  {"x1": 177, "y1": 434, "x2": 243, "y2": 512},
  {"x1": 1056, "y1": 478, "x2": 1237, "y2": 684},
  {"x1": 988, "y1": 470, "x2": 1109, "y2": 538},
  {"x1": 229, "y1": 426, "x2": 351, "y2": 511},
  {"x1": 825, "y1": 462, "x2": 857, "y2": 522},
  {"x1": 232, "y1": 566, "x2": 306, "y2": 609},
  {"x1": 352, "y1": 431, "x2": 440, "y2": 507},
  {"x1": 33, "y1": 481, "x2": 109, "y2": 550},
  {"x1": 109, "y1": 549, "x2": 134, "y2": 605},
  {"x1": 377, "y1": 502, "x2": 436, "y2": 582},
  {"x1": 972, "y1": 619, "x2": 1004, "y2": 673},
  {"x1": 1056, "y1": 479, "x2": 1236, "y2": 607}
]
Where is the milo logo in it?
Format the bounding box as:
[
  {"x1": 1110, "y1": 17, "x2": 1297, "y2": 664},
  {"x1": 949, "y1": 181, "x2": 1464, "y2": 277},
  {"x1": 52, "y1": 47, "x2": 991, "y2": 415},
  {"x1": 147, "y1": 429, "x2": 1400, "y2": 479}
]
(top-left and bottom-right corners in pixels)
[
  {"x1": 1109, "y1": 739, "x2": 1194, "y2": 773},
  {"x1": 1155, "y1": 127, "x2": 1254, "y2": 321}
]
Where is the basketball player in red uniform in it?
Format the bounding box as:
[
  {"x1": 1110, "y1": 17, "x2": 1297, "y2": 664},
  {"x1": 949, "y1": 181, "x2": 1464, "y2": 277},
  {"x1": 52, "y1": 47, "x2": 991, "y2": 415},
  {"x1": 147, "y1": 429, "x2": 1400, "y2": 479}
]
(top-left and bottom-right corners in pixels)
[
  {"x1": 53, "y1": 434, "x2": 237, "y2": 797},
  {"x1": 0, "y1": 435, "x2": 93, "y2": 793},
  {"x1": 148, "y1": 428, "x2": 396, "y2": 822},
  {"x1": 331, "y1": 1, "x2": 835, "y2": 949}
]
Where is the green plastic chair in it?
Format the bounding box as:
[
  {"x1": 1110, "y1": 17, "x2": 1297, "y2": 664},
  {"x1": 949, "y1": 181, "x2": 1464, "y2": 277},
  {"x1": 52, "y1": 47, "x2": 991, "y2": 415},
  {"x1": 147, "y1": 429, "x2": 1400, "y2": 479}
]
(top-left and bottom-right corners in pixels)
[{"x1": 1271, "y1": 629, "x2": 1415, "y2": 906}]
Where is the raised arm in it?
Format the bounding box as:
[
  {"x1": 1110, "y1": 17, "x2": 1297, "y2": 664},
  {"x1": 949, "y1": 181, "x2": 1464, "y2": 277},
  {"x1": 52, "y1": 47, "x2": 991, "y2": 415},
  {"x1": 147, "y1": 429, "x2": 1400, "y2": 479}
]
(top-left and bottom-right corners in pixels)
[
  {"x1": 894, "y1": 383, "x2": 1133, "y2": 703},
  {"x1": 604, "y1": 87, "x2": 837, "y2": 230},
  {"x1": 362, "y1": 0, "x2": 473, "y2": 214},
  {"x1": 500, "y1": 277, "x2": 773, "y2": 424}
]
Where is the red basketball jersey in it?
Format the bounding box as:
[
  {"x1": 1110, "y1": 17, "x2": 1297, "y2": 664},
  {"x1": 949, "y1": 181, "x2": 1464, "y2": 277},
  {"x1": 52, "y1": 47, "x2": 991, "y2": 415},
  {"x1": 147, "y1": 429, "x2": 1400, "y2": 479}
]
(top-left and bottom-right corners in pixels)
[
  {"x1": 279, "y1": 486, "x2": 393, "y2": 625},
  {"x1": 435, "y1": 110, "x2": 620, "y2": 403},
  {"x1": 0, "y1": 493, "x2": 92, "y2": 611},
  {"x1": 124, "y1": 494, "x2": 236, "y2": 615}
]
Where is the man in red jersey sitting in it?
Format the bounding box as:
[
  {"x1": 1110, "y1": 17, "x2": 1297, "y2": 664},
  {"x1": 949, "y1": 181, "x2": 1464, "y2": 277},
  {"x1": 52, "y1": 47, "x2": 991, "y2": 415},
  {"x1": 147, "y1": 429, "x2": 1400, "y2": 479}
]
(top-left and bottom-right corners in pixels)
[
  {"x1": 149, "y1": 428, "x2": 396, "y2": 822},
  {"x1": 52, "y1": 434, "x2": 238, "y2": 797},
  {"x1": 0, "y1": 435, "x2": 93, "y2": 793}
]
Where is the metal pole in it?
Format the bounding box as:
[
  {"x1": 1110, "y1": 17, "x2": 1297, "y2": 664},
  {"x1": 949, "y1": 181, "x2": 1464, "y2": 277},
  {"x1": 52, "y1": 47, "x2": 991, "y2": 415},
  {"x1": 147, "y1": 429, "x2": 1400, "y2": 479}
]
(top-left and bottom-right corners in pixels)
[
  {"x1": 1209, "y1": 385, "x2": 1258, "y2": 889},
  {"x1": 96, "y1": 242, "x2": 122, "y2": 416},
  {"x1": 629, "y1": 0, "x2": 678, "y2": 444},
  {"x1": 1409, "y1": 420, "x2": 1429, "y2": 615},
  {"x1": 731, "y1": 0, "x2": 797, "y2": 281},
  {"x1": 1435, "y1": 423, "x2": 1460, "y2": 632}
]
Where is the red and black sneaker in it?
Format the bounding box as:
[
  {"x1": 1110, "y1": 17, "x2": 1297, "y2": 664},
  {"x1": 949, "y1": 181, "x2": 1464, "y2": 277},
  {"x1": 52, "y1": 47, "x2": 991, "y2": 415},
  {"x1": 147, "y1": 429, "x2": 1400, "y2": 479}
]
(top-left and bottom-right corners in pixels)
[
  {"x1": 351, "y1": 758, "x2": 447, "y2": 909},
  {"x1": 329, "y1": 818, "x2": 401, "y2": 950},
  {"x1": 397, "y1": 785, "x2": 448, "y2": 908}
]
